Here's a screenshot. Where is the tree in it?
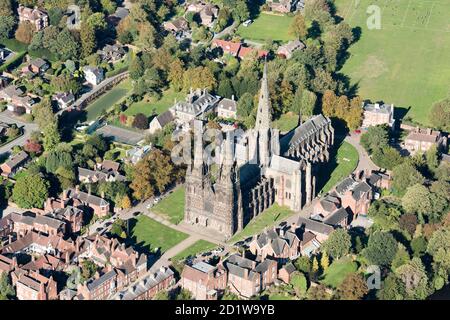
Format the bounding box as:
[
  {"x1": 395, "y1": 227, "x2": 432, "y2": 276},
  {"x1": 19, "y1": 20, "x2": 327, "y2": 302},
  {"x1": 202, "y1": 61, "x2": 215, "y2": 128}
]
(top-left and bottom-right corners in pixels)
[
  {"x1": 0, "y1": 0, "x2": 13, "y2": 16},
  {"x1": 0, "y1": 273, "x2": 14, "y2": 300},
  {"x1": 183, "y1": 66, "x2": 217, "y2": 92},
  {"x1": 395, "y1": 257, "x2": 430, "y2": 299},
  {"x1": 312, "y1": 256, "x2": 319, "y2": 274},
  {"x1": 130, "y1": 149, "x2": 175, "y2": 200},
  {"x1": 132, "y1": 113, "x2": 149, "y2": 130},
  {"x1": 398, "y1": 213, "x2": 418, "y2": 236},
  {"x1": 290, "y1": 271, "x2": 307, "y2": 298},
  {"x1": 130, "y1": 56, "x2": 145, "y2": 80},
  {"x1": 392, "y1": 162, "x2": 425, "y2": 195},
  {"x1": 321, "y1": 90, "x2": 337, "y2": 117},
  {"x1": 236, "y1": 92, "x2": 254, "y2": 118},
  {"x1": 306, "y1": 284, "x2": 330, "y2": 300},
  {"x1": 24, "y1": 139, "x2": 42, "y2": 155},
  {"x1": 81, "y1": 260, "x2": 98, "y2": 282},
  {"x1": 429, "y1": 97, "x2": 450, "y2": 131},
  {"x1": 411, "y1": 236, "x2": 427, "y2": 257},
  {"x1": 168, "y1": 59, "x2": 184, "y2": 91},
  {"x1": 80, "y1": 23, "x2": 96, "y2": 57},
  {"x1": 110, "y1": 218, "x2": 127, "y2": 238},
  {"x1": 377, "y1": 273, "x2": 406, "y2": 300},
  {"x1": 289, "y1": 14, "x2": 307, "y2": 39},
  {"x1": 43, "y1": 122, "x2": 61, "y2": 151},
  {"x1": 294, "y1": 256, "x2": 311, "y2": 274},
  {"x1": 391, "y1": 243, "x2": 411, "y2": 270},
  {"x1": 427, "y1": 228, "x2": 450, "y2": 284},
  {"x1": 364, "y1": 231, "x2": 398, "y2": 266},
  {"x1": 372, "y1": 146, "x2": 403, "y2": 170},
  {"x1": 12, "y1": 173, "x2": 50, "y2": 209},
  {"x1": 360, "y1": 125, "x2": 389, "y2": 153},
  {"x1": 336, "y1": 273, "x2": 368, "y2": 300},
  {"x1": 121, "y1": 195, "x2": 132, "y2": 209},
  {"x1": 321, "y1": 252, "x2": 330, "y2": 271},
  {"x1": 402, "y1": 184, "x2": 433, "y2": 216},
  {"x1": 15, "y1": 21, "x2": 35, "y2": 44},
  {"x1": 32, "y1": 98, "x2": 54, "y2": 131},
  {"x1": 0, "y1": 16, "x2": 16, "y2": 39},
  {"x1": 322, "y1": 228, "x2": 351, "y2": 259}
]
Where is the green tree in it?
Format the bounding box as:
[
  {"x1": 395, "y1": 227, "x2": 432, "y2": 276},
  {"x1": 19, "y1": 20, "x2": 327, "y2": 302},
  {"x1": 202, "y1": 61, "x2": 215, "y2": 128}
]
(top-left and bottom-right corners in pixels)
[
  {"x1": 429, "y1": 97, "x2": 450, "y2": 131},
  {"x1": 290, "y1": 271, "x2": 307, "y2": 298},
  {"x1": 12, "y1": 173, "x2": 50, "y2": 209},
  {"x1": 322, "y1": 228, "x2": 351, "y2": 259},
  {"x1": 294, "y1": 256, "x2": 311, "y2": 274},
  {"x1": 0, "y1": 273, "x2": 15, "y2": 300},
  {"x1": 377, "y1": 273, "x2": 406, "y2": 300},
  {"x1": 391, "y1": 243, "x2": 411, "y2": 270},
  {"x1": 364, "y1": 231, "x2": 398, "y2": 266},
  {"x1": 395, "y1": 257, "x2": 430, "y2": 300},
  {"x1": 80, "y1": 23, "x2": 96, "y2": 57},
  {"x1": 360, "y1": 125, "x2": 389, "y2": 153},
  {"x1": 80, "y1": 260, "x2": 99, "y2": 282},
  {"x1": 402, "y1": 184, "x2": 433, "y2": 217},
  {"x1": 43, "y1": 122, "x2": 61, "y2": 151},
  {"x1": 0, "y1": 16, "x2": 16, "y2": 39},
  {"x1": 392, "y1": 162, "x2": 425, "y2": 195}
]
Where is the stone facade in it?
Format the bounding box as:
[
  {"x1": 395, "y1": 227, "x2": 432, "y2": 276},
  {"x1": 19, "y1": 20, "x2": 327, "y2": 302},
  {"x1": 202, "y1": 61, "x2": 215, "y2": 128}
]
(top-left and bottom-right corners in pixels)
[{"x1": 184, "y1": 62, "x2": 333, "y2": 239}]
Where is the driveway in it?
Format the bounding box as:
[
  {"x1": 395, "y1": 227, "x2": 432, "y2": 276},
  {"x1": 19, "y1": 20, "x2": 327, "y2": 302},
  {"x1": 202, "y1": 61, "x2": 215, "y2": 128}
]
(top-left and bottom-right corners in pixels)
[
  {"x1": 0, "y1": 111, "x2": 38, "y2": 156},
  {"x1": 344, "y1": 132, "x2": 379, "y2": 173}
]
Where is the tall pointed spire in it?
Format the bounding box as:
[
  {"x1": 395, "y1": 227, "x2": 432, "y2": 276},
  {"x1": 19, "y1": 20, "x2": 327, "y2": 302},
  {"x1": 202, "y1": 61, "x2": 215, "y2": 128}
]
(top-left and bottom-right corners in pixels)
[
  {"x1": 255, "y1": 59, "x2": 272, "y2": 131},
  {"x1": 193, "y1": 120, "x2": 204, "y2": 169}
]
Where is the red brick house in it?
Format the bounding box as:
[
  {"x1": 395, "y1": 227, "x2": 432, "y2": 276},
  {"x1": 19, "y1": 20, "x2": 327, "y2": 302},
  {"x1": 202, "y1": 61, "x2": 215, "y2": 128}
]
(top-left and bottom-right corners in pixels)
[
  {"x1": 14, "y1": 270, "x2": 58, "y2": 300},
  {"x1": 181, "y1": 261, "x2": 227, "y2": 300}
]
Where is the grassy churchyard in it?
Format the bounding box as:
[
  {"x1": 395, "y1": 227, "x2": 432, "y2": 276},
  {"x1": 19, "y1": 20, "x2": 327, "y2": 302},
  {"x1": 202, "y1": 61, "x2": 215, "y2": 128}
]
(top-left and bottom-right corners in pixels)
[
  {"x1": 85, "y1": 79, "x2": 132, "y2": 121},
  {"x1": 236, "y1": 12, "x2": 295, "y2": 43},
  {"x1": 320, "y1": 257, "x2": 359, "y2": 288},
  {"x1": 130, "y1": 215, "x2": 189, "y2": 253},
  {"x1": 229, "y1": 203, "x2": 296, "y2": 243},
  {"x1": 335, "y1": 0, "x2": 450, "y2": 125},
  {"x1": 152, "y1": 187, "x2": 186, "y2": 225},
  {"x1": 170, "y1": 239, "x2": 218, "y2": 262},
  {"x1": 319, "y1": 141, "x2": 359, "y2": 194}
]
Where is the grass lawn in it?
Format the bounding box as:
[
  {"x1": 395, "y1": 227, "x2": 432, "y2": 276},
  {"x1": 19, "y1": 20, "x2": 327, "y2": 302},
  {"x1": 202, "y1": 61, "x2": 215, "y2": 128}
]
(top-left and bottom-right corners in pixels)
[
  {"x1": 130, "y1": 215, "x2": 189, "y2": 253},
  {"x1": 229, "y1": 203, "x2": 295, "y2": 243},
  {"x1": 335, "y1": 0, "x2": 450, "y2": 125},
  {"x1": 170, "y1": 239, "x2": 217, "y2": 262},
  {"x1": 125, "y1": 88, "x2": 185, "y2": 117},
  {"x1": 320, "y1": 257, "x2": 358, "y2": 288},
  {"x1": 152, "y1": 187, "x2": 185, "y2": 225},
  {"x1": 0, "y1": 38, "x2": 57, "y2": 61},
  {"x1": 86, "y1": 79, "x2": 132, "y2": 121},
  {"x1": 273, "y1": 112, "x2": 299, "y2": 132},
  {"x1": 319, "y1": 141, "x2": 358, "y2": 194},
  {"x1": 237, "y1": 12, "x2": 295, "y2": 43}
]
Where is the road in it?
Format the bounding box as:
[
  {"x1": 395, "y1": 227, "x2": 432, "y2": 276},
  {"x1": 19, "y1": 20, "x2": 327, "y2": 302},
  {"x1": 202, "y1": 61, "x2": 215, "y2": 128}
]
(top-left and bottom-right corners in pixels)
[
  {"x1": 0, "y1": 111, "x2": 38, "y2": 156},
  {"x1": 344, "y1": 132, "x2": 379, "y2": 173}
]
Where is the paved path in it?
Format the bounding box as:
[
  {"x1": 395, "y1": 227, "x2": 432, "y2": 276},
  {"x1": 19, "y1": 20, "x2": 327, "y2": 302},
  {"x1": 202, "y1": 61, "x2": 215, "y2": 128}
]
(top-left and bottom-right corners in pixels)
[
  {"x1": 0, "y1": 111, "x2": 38, "y2": 156},
  {"x1": 344, "y1": 132, "x2": 379, "y2": 173}
]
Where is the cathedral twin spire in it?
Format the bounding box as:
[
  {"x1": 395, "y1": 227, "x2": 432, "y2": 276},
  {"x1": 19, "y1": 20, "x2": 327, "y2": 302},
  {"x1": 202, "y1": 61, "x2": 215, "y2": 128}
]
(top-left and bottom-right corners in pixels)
[{"x1": 255, "y1": 60, "x2": 272, "y2": 131}]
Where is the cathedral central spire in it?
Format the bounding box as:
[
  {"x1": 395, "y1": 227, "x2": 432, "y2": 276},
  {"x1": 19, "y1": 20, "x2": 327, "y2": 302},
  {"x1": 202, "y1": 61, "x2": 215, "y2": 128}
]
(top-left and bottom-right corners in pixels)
[{"x1": 255, "y1": 60, "x2": 272, "y2": 131}]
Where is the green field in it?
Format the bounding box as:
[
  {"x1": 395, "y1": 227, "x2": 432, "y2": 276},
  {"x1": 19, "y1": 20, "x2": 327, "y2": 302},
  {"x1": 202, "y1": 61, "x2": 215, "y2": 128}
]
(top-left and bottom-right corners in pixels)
[
  {"x1": 335, "y1": 0, "x2": 450, "y2": 125},
  {"x1": 125, "y1": 88, "x2": 185, "y2": 117},
  {"x1": 319, "y1": 141, "x2": 359, "y2": 194},
  {"x1": 130, "y1": 215, "x2": 189, "y2": 253},
  {"x1": 171, "y1": 239, "x2": 217, "y2": 262},
  {"x1": 229, "y1": 203, "x2": 295, "y2": 243},
  {"x1": 321, "y1": 257, "x2": 358, "y2": 288},
  {"x1": 237, "y1": 12, "x2": 295, "y2": 43},
  {"x1": 152, "y1": 187, "x2": 186, "y2": 225},
  {"x1": 86, "y1": 79, "x2": 132, "y2": 121}
]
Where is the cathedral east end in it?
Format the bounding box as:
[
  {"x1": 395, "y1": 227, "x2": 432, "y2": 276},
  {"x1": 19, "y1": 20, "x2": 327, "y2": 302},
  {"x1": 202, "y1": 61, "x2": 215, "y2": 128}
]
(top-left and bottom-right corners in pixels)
[{"x1": 184, "y1": 63, "x2": 335, "y2": 239}]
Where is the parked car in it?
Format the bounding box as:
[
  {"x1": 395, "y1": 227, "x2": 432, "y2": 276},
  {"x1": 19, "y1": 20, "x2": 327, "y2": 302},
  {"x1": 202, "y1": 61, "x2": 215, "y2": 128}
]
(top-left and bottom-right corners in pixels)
[
  {"x1": 153, "y1": 197, "x2": 161, "y2": 204},
  {"x1": 243, "y1": 19, "x2": 252, "y2": 27},
  {"x1": 133, "y1": 211, "x2": 140, "y2": 217}
]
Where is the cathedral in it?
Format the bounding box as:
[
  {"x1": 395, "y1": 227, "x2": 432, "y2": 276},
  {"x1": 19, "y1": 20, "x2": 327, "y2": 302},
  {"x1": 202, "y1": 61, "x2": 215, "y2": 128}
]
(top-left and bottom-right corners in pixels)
[{"x1": 184, "y1": 62, "x2": 334, "y2": 239}]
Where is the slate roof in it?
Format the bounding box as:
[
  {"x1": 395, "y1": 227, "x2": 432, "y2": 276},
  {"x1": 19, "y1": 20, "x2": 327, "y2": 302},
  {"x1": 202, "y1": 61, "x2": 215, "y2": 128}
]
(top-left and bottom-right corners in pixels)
[
  {"x1": 156, "y1": 110, "x2": 175, "y2": 127},
  {"x1": 335, "y1": 177, "x2": 357, "y2": 195},
  {"x1": 217, "y1": 97, "x2": 237, "y2": 112},
  {"x1": 87, "y1": 270, "x2": 117, "y2": 291},
  {"x1": 297, "y1": 217, "x2": 334, "y2": 235},
  {"x1": 269, "y1": 155, "x2": 300, "y2": 174},
  {"x1": 323, "y1": 207, "x2": 349, "y2": 226},
  {"x1": 280, "y1": 114, "x2": 330, "y2": 154},
  {"x1": 66, "y1": 188, "x2": 109, "y2": 207},
  {"x1": 351, "y1": 181, "x2": 371, "y2": 200},
  {"x1": 2, "y1": 151, "x2": 29, "y2": 170}
]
